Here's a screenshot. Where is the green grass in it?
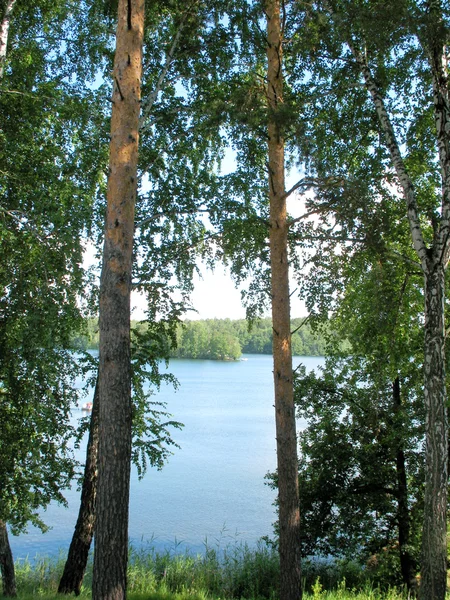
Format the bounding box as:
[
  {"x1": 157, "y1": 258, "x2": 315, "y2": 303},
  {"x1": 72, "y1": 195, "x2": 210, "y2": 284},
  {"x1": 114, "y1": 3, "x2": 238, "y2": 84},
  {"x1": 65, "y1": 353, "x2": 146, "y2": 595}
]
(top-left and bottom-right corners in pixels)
[{"x1": 7, "y1": 543, "x2": 413, "y2": 600}]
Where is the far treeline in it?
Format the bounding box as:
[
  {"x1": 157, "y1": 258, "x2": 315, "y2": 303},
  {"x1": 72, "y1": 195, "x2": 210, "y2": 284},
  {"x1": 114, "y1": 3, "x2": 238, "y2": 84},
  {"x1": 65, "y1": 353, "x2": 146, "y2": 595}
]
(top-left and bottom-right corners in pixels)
[{"x1": 76, "y1": 318, "x2": 327, "y2": 361}]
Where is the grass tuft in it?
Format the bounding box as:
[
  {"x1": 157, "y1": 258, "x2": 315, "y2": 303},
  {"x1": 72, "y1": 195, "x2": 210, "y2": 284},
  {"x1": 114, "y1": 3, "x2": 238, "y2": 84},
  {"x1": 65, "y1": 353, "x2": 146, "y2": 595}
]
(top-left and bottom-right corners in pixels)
[{"x1": 7, "y1": 542, "x2": 420, "y2": 600}]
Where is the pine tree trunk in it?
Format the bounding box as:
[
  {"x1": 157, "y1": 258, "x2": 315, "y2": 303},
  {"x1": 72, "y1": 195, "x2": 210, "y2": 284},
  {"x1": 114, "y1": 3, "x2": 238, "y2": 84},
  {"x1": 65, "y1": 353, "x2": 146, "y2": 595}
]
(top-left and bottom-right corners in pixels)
[
  {"x1": 420, "y1": 263, "x2": 448, "y2": 600},
  {"x1": 392, "y1": 377, "x2": 416, "y2": 591},
  {"x1": 0, "y1": 521, "x2": 16, "y2": 597},
  {"x1": 58, "y1": 380, "x2": 99, "y2": 596},
  {"x1": 92, "y1": 1, "x2": 144, "y2": 598},
  {"x1": 266, "y1": 2, "x2": 302, "y2": 599}
]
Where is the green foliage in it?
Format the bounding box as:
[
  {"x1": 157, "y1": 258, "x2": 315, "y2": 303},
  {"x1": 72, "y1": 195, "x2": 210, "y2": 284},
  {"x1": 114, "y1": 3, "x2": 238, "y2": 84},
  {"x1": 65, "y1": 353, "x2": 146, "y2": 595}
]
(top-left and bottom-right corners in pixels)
[
  {"x1": 292, "y1": 361, "x2": 423, "y2": 577},
  {"x1": 173, "y1": 320, "x2": 242, "y2": 361},
  {"x1": 78, "y1": 317, "x2": 327, "y2": 359},
  {"x1": 10, "y1": 545, "x2": 418, "y2": 599},
  {"x1": 0, "y1": 0, "x2": 107, "y2": 533},
  {"x1": 174, "y1": 317, "x2": 324, "y2": 359},
  {"x1": 130, "y1": 319, "x2": 184, "y2": 477}
]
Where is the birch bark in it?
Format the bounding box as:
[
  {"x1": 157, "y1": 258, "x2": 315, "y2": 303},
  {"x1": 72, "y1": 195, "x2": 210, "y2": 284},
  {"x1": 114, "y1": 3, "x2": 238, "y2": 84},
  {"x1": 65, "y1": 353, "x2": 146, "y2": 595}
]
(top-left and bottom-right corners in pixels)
[
  {"x1": 0, "y1": 4, "x2": 16, "y2": 596},
  {"x1": 92, "y1": 0, "x2": 144, "y2": 598},
  {"x1": 266, "y1": 2, "x2": 302, "y2": 599},
  {"x1": 0, "y1": 0, "x2": 16, "y2": 80}
]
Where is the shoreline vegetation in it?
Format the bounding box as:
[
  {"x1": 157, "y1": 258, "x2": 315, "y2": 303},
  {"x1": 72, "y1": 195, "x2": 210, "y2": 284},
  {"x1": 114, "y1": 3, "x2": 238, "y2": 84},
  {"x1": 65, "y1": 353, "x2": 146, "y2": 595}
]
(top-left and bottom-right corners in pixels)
[
  {"x1": 73, "y1": 318, "x2": 327, "y2": 361},
  {"x1": 13, "y1": 542, "x2": 416, "y2": 600}
]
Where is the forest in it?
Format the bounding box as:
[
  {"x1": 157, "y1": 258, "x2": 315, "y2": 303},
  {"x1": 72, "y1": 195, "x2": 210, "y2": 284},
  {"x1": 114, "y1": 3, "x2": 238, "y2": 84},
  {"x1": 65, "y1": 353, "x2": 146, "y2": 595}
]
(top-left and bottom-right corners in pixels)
[
  {"x1": 78, "y1": 317, "x2": 327, "y2": 359},
  {"x1": 1, "y1": 1, "x2": 449, "y2": 600}
]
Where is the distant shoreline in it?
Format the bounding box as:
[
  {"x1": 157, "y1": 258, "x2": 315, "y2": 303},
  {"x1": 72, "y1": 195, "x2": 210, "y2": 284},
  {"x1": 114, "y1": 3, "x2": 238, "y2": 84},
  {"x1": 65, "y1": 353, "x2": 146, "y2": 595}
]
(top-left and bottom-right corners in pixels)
[{"x1": 74, "y1": 316, "x2": 327, "y2": 360}]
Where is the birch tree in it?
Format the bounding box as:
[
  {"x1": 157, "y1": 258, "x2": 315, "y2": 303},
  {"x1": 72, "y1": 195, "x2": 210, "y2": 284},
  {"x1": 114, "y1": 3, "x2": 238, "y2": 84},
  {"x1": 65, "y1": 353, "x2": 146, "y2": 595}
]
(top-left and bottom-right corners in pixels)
[
  {"x1": 286, "y1": 2, "x2": 450, "y2": 597},
  {"x1": 0, "y1": 1, "x2": 105, "y2": 596}
]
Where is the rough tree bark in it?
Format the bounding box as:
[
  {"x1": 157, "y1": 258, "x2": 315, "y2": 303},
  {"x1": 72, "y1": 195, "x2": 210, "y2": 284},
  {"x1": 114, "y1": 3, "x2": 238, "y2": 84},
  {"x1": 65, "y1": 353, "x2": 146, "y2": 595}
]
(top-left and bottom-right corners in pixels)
[
  {"x1": 266, "y1": 2, "x2": 302, "y2": 599},
  {"x1": 421, "y1": 263, "x2": 447, "y2": 600},
  {"x1": 92, "y1": 0, "x2": 144, "y2": 598},
  {"x1": 58, "y1": 380, "x2": 99, "y2": 596},
  {"x1": 0, "y1": 521, "x2": 16, "y2": 597}
]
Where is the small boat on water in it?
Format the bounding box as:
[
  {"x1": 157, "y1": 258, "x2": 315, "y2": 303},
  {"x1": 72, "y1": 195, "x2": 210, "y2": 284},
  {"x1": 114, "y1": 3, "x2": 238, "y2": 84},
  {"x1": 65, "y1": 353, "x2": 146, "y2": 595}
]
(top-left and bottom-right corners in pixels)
[{"x1": 81, "y1": 402, "x2": 93, "y2": 412}]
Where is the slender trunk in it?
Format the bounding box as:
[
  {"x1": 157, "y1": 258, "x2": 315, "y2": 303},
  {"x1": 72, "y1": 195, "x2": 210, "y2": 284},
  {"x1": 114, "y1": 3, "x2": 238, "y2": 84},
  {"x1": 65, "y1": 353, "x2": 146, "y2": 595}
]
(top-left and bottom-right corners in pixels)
[
  {"x1": 92, "y1": 1, "x2": 144, "y2": 598},
  {"x1": 0, "y1": 0, "x2": 16, "y2": 81},
  {"x1": 392, "y1": 377, "x2": 416, "y2": 591},
  {"x1": 420, "y1": 10, "x2": 450, "y2": 598},
  {"x1": 421, "y1": 263, "x2": 448, "y2": 600},
  {"x1": 0, "y1": 521, "x2": 16, "y2": 597},
  {"x1": 266, "y1": 2, "x2": 301, "y2": 600},
  {"x1": 58, "y1": 380, "x2": 99, "y2": 596}
]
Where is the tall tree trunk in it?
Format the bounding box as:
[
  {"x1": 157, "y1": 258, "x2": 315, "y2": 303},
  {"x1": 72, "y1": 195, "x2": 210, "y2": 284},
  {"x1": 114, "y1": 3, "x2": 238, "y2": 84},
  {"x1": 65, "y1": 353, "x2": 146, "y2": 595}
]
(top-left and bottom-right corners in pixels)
[
  {"x1": 392, "y1": 377, "x2": 416, "y2": 591},
  {"x1": 0, "y1": 521, "x2": 16, "y2": 597},
  {"x1": 266, "y1": 2, "x2": 302, "y2": 600},
  {"x1": 92, "y1": 0, "x2": 144, "y2": 598},
  {"x1": 421, "y1": 263, "x2": 448, "y2": 600},
  {"x1": 58, "y1": 380, "x2": 99, "y2": 596},
  {"x1": 0, "y1": 11, "x2": 17, "y2": 594}
]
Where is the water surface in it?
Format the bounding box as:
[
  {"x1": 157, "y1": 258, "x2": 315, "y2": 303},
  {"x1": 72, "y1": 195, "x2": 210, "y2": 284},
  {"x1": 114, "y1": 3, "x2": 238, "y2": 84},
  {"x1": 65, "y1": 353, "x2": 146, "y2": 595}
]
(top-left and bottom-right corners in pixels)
[{"x1": 10, "y1": 354, "x2": 323, "y2": 560}]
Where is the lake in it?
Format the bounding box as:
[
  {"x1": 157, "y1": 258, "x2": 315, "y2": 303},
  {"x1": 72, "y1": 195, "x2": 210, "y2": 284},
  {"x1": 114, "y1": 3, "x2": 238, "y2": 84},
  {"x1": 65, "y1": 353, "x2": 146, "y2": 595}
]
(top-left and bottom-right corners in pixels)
[{"x1": 9, "y1": 354, "x2": 323, "y2": 561}]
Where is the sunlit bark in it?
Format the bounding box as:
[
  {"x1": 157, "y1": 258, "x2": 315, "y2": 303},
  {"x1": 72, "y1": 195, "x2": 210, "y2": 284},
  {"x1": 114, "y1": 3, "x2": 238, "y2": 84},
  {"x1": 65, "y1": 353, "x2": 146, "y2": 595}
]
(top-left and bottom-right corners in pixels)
[
  {"x1": 92, "y1": 0, "x2": 144, "y2": 598},
  {"x1": 266, "y1": 2, "x2": 302, "y2": 599}
]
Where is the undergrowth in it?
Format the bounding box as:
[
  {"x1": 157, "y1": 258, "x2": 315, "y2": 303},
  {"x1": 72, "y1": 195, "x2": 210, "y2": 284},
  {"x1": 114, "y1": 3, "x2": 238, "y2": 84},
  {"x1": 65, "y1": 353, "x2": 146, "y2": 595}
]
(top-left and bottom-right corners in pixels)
[{"x1": 8, "y1": 542, "x2": 417, "y2": 599}]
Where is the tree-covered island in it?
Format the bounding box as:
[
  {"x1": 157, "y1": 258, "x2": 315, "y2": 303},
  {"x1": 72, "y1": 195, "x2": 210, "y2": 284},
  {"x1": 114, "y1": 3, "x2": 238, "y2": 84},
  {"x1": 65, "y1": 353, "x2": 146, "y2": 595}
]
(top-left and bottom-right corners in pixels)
[{"x1": 76, "y1": 317, "x2": 327, "y2": 361}]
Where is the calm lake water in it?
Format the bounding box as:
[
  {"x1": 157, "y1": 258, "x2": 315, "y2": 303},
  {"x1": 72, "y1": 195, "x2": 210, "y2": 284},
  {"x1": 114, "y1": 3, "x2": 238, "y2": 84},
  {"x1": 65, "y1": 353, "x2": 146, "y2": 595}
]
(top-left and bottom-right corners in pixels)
[{"x1": 10, "y1": 354, "x2": 323, "y2": 561}]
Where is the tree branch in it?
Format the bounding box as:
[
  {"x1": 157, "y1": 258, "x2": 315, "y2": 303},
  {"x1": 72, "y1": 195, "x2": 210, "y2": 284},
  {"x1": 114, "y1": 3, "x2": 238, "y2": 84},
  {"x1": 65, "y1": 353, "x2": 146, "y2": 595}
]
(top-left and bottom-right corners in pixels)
[
  {"x1": 346, "y1": 41, "x2": 429, "y2": 272},
  {"x1": 139, "y1": 24, "x2": 184, "y2": 133}
]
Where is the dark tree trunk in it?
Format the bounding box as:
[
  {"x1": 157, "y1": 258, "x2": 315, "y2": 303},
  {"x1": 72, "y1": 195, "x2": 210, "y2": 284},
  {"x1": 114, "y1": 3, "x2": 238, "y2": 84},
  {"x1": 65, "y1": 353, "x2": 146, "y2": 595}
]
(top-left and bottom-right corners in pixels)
[
  {"x1": 420, "y1": 264, "x2": 448, "y2": 600},
  {"x1": 58, "y1": 380, "x2": 99, "y2": 595},
  {"x1": 92, "y1": 0, "x2": 144, "y2": 598},
  {"x1": 0, "y1": 521, "x2": 16, "y2": 597},
  {"x1": 392, "y1": 377, "x2": 416, "y2": 591},
  {"x1": 266, "y1": 2, "x2": 302, "y2": 599}
]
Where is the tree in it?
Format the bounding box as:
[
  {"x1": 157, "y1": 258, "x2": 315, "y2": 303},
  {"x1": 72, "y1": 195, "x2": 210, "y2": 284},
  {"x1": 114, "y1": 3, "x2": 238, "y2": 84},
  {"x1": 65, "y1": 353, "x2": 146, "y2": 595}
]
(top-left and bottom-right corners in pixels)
[
  {"x1": 282, "y1": 2, "x2": 450, "y2": 596},
  {"x1": 92, "y1": 0, "x2": 144, "y2": 597},
  {"x1": 0, "y1": 522, "x2": 15, "y2": 597},
  {"x1": 59, "y1": 1, "x2": 230, "y2": 591},
  {"x1": 266, "y1": 2, "x2": 302, "y2": 598},
  {"x1": 292, "y1": 249, "x2": 425, "y2": 590},
  {"x1": 0, "y1": 0, "x2": 105, "y2": 596},
  {"x1": 295, "y1": 366, "x2": 423, "y2": 587},
  {"x1": 60, "y1": 323, "x2": 182, "y2": 596},
  {"x1": 58, "y1": 378, "x2": 99, "y2": 596}
]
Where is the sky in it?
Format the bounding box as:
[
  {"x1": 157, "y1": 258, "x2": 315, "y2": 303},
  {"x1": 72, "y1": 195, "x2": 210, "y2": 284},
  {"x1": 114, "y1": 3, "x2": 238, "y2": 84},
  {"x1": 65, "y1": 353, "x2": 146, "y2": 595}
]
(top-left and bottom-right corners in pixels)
[
  {"x1": 130, "y1": 263, "x2": 308, "y2": 321},
  {"x1": 129, "y1": 265, "x2": 247, "y2": 321}
]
